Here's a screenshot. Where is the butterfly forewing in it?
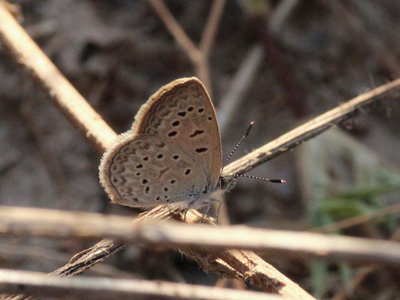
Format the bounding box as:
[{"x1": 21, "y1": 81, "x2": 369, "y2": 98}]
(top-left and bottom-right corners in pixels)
[{"x1": 99, "y1": 77, "x2": 222, "y2": 208}]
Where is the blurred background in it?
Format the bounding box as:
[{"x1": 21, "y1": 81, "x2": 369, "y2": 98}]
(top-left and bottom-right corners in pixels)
[{"x1": 0, "y1": 0, "x2": 400, "y2": 299}]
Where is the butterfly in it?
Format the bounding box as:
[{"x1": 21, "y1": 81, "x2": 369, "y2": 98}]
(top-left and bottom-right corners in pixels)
[{"x1": 99, "y1": 77, "x2": 223, "y2": 210}]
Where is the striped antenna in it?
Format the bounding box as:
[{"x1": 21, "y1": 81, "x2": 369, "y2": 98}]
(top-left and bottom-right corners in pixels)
[
  {"x1": 222, "y1": 121, "x2": 287, "y2": 185},
  {"x1": 239, "y1": 174, "x2": 286, "y2": 184},
  {"x1": 225, "y1": 121, "x2": 255, "y2": 163}
]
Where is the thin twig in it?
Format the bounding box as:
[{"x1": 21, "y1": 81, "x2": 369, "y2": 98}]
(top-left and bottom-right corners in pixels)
[
  {"x1": 313, "y1": 203, "x2": 400, "y2": 234},
  {"x1": 331, "y1": 265, "x2": 379, "y2": 300},
  {"x1": 51, "y1": 207, "x2": 316, "y2": 300},
  {"x1": 199, "y1": 0, "x2": 226, "y2": 57},
  {"x1": 218, "y1": 45, "x2": 263, "y2": 133},
  {"x1": 219, "y1": 0, "x2": 299, "y2": 134},
  {"x1": 147, "y1": 0, "x2": 226, "y2": 93},
  {"x1": 331, "y1": 225, "x2": 400, "y2": 300},
  {"x1": 0, "y1": 245, "x2": 134, "y2": 279},
  {"x1": 0, "y1": 269, "x2": 290, "y2": 300},
  {"x1": 18, "y1": 99, "x2": 66, "y2": 193},
  {"x1": 147, "y1": 0, "x2": 199, "y2": 61},
  {"x1": 0, "y1": 4, "x2": 116, "y2": 153},
  {"x1": 0, "y1": 4, "x2": 312, "y2": 299},
  {"x1": 1, "y1": 2, "x2": 399, "y2": 300},
  {"x1": 222, "y1": 78, "x2": 400, "y2": 177},
  {"x1": 197, "y1": 0, "x2": 226, "y2": 91},
  {"x1": 328, "y1": 0, "x2": 400, "y2": 77},
  {"x1": 269, "y1": 0, "x2": 300, "y2": 34},
  {"x1": 332, "y1": 247, "x2": 399, "y2": 300},
  {"x1": 1, "y1": 206, "x2": 400, "y2": 267}
]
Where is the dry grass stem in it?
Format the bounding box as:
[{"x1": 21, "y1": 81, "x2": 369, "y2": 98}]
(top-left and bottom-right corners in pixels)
[
  {"x1": 147, "y1": 0, "x2": 198, "y2": 61},
  {"x1": 331, "y1": 222, "x2": 400, "y2": 300},
  {"x1": 222, "y1": 78, "x2": 400, "y2": 176},
  {"x1": 269, "y1": 0, "x2": 300, "y2": 33},
  {"x1": 0, "y1": 3, "x2": 116, "y2": 152},
  {"x1": 218, "y1": 45, "x2": 263, "y2": 133},
  {"x1": 0, "y1": 4, "x2": 315, "y2": 299},
  {"x1": 1, "y1": 2, "x2": 399, "y2": 300},
  {"x1": 313, "y1": 203, "x2": 400, "y2": 233},
  {"x1": 147, "y1": 0, "x2": 226, "y2": 93},
  {"x1": 1, "y1": 206, "x2": 400, "y2": 267},
  {"x1": 219, "y1": 0, "x2": 299, "y2": 134},
  {"x1": 328, "y1": 0, "x2": 400, "y2": 76},
  {"x1": 50, "y1": 207, "x2": 316, "y2": 300},
  {"x1": 199, "y1": 0, "x2": 226, "y2": 57},
  {"x1": 0, "y1": 269, "x2": 291, "y2": 300}
]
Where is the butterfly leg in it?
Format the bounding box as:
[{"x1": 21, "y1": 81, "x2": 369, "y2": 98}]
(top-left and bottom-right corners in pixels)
[
  {"x1": 201, "y1": 198, "x2": 220, "y2": 223},
  {"x1": 214, "y1": 199, "x2": 223, "y2": 223},
  {"x1": 182, "y1": 206, "x2": 190, "y2": 221},
  {"x1": 182, "y1": 198, "x2": 197, "y2": 221}
]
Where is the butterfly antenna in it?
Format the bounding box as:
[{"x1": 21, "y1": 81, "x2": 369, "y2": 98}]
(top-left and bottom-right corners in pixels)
[
  {"x1": 225, "y1": 121, "x2": 255, "y2": 163},
  {"x1": 222, "y1": 121, "x2": 286, "y2": 185},
  {"x1": 240, "y1": 174, "x2": 286, "y2": 184}
]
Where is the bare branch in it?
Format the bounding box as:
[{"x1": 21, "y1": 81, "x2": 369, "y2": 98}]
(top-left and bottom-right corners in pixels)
[
  {"x1": 0, "y1": 269, "x2": 291, "y2": 300},
  {"x1": 314, "y1": 203, "x2": 400, "y2": 233},
  {"x1": 219, "y1": 0, "x2": 300, "y2": 134},
  {"x1": 222, "y1": 78, "x2": 400, "y2": 176},
  {"x1": 200, "y1": 0, "x2": 226, "y2": 58},
  {"x1": 147, "y1": 0, "x2": 226, "y2": 93},
  {"x1": 328, "y1": 0, "x2": 400, "y2": 76},
  {"x1": 147, "y1": 0, "x2": 200, "y2": 63},
  {"x1": 0, "y1": 3, "x2": 116, "y2": 152},
  {"x1": 2, "y1": 2, "x2": 400, "y2": 300},
  {"x1": 1, "y1": 206, "x2": 400, "y2": 267},
  {"x1": 269, "y1": 0, "x2": 300, "y2": 34},
  {"x1": 218, "y1": 45, "x2": 263, "y2": 133}
]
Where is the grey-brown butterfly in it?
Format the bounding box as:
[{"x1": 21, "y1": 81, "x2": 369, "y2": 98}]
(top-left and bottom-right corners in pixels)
[{"x1": 99, "y1": 77, "x2": 222, "y2": 210}]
